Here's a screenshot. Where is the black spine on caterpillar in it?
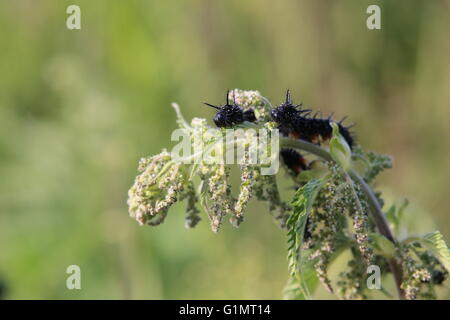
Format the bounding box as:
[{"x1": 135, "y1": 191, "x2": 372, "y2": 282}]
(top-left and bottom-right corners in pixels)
[
  {"x1": 270, "y1": 89, "x2": 311, "y2": 136},
  {"x1": 204, "y1": 90, "x2": 256, "y2": 128},
  {"x1": 271, "y1": 90, "x2": 355, "y2": 149}
]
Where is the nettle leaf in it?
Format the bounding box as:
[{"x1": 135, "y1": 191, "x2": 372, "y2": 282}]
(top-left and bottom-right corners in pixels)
[
  {"x1": 284, "y1": 233, "x2": 350, "y2": 300},
  {"x1": 286, "y1": 178, "x2": 327, "y2": 299},
  {"x1": 364, "y1": 151, "x2": 392, "y2": 183},
  {"x1": 283, "y1": 249, "x2": 318, "y2": 300},
  {"x1": 420, "y1": 231, "x2": 450, "y2": 273}
]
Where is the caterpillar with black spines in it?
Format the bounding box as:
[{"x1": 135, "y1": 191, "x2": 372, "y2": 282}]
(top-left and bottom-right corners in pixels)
[{"x1": 271, "y1": 90, "x2": 355, "y2": 149}]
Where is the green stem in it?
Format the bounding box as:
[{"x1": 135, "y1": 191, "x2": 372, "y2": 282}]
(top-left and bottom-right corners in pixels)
[
  {"x1": 280, "y1": 137, "x2": 405, "y2": 300},
  {"x1": 347, "y1": 169, "x2": 394, "y2": 242}
]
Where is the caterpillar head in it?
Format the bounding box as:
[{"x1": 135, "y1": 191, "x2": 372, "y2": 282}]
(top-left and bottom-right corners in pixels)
[{"x1": 204, "y1": 90, "x2": 254, "y2": 128}]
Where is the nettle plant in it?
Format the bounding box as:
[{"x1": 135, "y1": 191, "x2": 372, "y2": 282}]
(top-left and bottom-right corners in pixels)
[{"x1": 127, "y1": 89, "x2": 449, "y2": 300}]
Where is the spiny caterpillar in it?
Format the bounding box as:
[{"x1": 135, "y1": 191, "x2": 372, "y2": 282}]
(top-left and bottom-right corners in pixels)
[
  {"x1": 271, "y1": 90, "x2": 355, "y2": 149},
  {"x1": 205, "y1": 89, "x2": 354, "y2": 175},
  {"x1": 206, "y1": 89, "x2": 354, "y2": 148},
  {"x1": 204, "y1": 90, "x2": 256, "y2": 128}
]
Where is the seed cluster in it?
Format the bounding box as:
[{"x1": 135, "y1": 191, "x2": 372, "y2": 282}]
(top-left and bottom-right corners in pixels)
[
  {"x1": 337, "y1": 254, "x2": 368, "y2": 300},
  {"x1": 231, "y1": 153, "x2": 258, "y2": 227},
  {"x1": 206, "y1": 164, "x2": 234, "y2": 232},
  {"x1": 128, "y1": 151, "x2": 184, "y2": 226},
  {"x1": 398, "y1": 243, "x2": 448, "y2": 300},
  {"x1": 231, "y1": 88, "x2": 271, "y2": 122},
  {"x1": 184, "y1": 183, "x2": 201, "y2": 228},
  {"x1": 295, "y1": 163, "x2": 381, "y2": 296},
  {"x1": 302, "y1": 167, "x2": 345, "y2": 293},
  {"x1": 343, "y1": 181, "x2": 374, "y2": 264},
  {"x1": 399, "y1": 245, "x2": 432, "y2": 300}
]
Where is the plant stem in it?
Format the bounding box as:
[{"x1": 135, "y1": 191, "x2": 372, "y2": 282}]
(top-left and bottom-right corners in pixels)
[
  {"x1": 280, "y1": 137, "x2": 405, "y2": 299},
  {"x1": 347, "y1": 170, "x2": 394, "y2": 241}
]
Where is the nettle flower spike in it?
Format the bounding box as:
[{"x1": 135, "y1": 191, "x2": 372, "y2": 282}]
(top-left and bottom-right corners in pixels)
[
  {"x1": 128, "y1": 150, "x2": 187, "y2": 226},
  {"x1": 230, "y1": 88, "x2": 271, "y2": 122},
  {"x1": 127, "y1": 149, "x2": 201, "y2": 228},
  {"x1": 128, "y1": 89, "x2": 450, "y2": 300}
]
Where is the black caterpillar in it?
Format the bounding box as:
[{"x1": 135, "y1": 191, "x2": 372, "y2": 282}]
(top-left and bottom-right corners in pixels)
[
  {"x1": 204, "y1": 90, "x2": 256, "y2": 128},
  {"x1": 271, "y1": 90, "x2": 354, "y2": 149},
  {"x1": 280, "y1": 148, "x2": 307, "y2": 175}
]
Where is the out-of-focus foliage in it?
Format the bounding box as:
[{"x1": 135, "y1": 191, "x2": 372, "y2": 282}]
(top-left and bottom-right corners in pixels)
[{"x1": 0, "y1": 0, "x2": 449, "y2": 299}]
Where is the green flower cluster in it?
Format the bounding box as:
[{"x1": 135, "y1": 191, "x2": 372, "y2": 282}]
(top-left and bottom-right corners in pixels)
[
  {"x1": 127, "y1": 93, "x2": 288, "y2": 232},
  {"x1": 127, "y1": 150, "x2": 197, "y2": 226}
]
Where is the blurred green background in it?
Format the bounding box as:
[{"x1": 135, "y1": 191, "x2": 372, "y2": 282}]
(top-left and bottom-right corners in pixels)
[{"x1": 0, "y1": 0, "x2": 449, "y2": 299}]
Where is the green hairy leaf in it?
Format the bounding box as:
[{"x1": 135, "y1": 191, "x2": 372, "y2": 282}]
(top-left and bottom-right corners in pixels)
[
  {"x1": 286, "y1": 178, "x2": 327, "y2": 299},
  {"x1": 351, "y1": 147, "x2": 392, "y2": 183},
  {"x1": 420, "y1": 231, "x2": 450, "y2": 273}
]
